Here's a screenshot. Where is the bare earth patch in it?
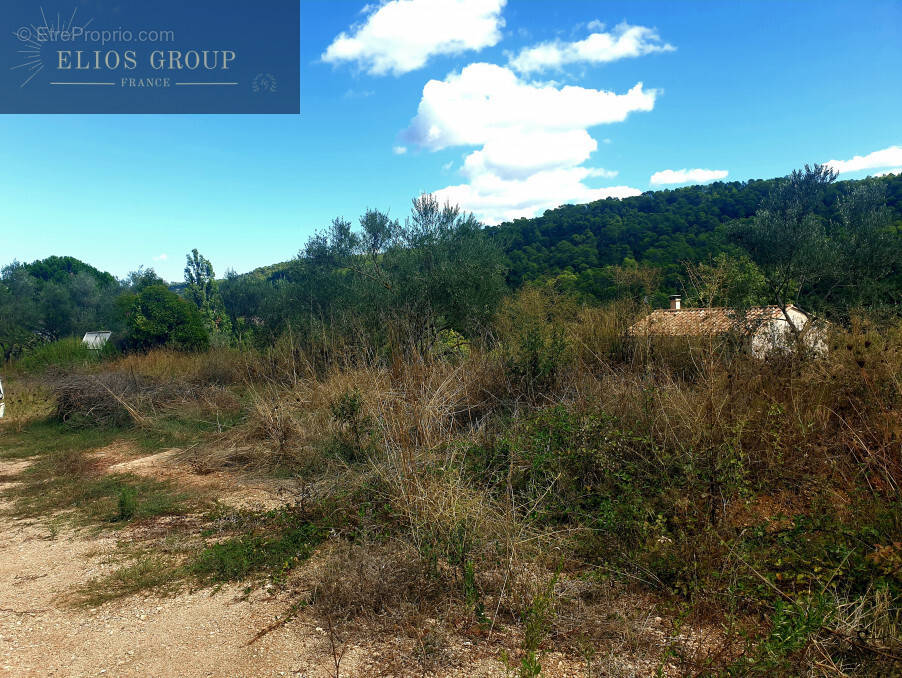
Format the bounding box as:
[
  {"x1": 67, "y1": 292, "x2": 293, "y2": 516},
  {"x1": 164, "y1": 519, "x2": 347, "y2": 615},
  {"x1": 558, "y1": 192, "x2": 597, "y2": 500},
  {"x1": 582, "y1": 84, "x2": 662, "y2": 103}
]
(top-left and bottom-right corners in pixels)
[{"x1": 0, "y1": 457, "x2": 607, "y2": 678}]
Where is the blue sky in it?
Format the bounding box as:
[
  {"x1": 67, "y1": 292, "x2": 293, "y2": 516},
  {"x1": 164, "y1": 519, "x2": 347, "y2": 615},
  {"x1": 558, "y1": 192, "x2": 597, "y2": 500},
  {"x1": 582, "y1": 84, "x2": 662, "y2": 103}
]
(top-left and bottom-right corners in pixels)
[{"x1": 2, "y1": 0, "x2": 901, "y2": 282}]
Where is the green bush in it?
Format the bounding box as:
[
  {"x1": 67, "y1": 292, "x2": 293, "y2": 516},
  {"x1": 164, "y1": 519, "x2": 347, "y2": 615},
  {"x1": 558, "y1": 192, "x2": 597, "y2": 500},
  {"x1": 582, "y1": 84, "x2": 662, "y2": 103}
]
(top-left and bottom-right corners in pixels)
[
  {"x1": 495, "y1": 288, "x2": 575, "y2": 398},
  {"x1": 328, "y1": 388, "x2": 375, "y2": 462},
  {"x1": 117, "y1": 285, "x2": 209, "y2": 352},
  {"x1": 468, "y1": 406, "x2": 652, "y2": 539}
]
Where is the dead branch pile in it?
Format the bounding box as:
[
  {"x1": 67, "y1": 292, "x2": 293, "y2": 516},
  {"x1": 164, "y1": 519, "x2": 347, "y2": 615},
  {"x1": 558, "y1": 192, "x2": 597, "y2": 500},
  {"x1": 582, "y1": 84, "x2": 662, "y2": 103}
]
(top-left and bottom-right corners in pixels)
[{"x1": 50, "y1": 371, "x2": 191, "y2": 427}]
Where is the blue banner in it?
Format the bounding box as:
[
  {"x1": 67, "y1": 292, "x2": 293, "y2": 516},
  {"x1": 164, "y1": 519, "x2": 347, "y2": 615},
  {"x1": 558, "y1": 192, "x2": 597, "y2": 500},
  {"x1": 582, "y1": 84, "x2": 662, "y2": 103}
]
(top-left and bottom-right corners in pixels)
[{"x1": 2, "y1": 1, "x2": 300, "y2": 113}]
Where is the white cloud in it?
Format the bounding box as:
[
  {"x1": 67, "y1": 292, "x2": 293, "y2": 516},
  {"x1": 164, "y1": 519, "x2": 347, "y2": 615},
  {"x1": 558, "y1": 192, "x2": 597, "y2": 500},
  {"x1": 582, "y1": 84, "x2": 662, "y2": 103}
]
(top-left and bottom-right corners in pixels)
[
  {"x1": 509, "y1": 22, "x2": 675, "y2": 74},
  {"x1": 825, "y1": 145, "x2": 902, "y2": 174},
  {"x1": 343, "y1": 88, "x2": 375, "y2": 99},
  {"x1": 153, "y1": 253, "x2": 168, "y2": 261},
  {"x1": 322, "y1": 0, "x2": 506, "y2": 76},
  {"x1": 650, "y1": 168, "x2": 728, "y2": 185},
  {"x1": 875, "y1": 168, "x2": 902, "y2": 177},
  {"x1": 587, "y1": 167, "x2": 618, "y2": 178},
  {"x1": 403, "y1": 63, "x2": 656, "y2": 151},
  {"x1": 462, "y1": 128, "x2": 598, "y2": 180},
  {"x1": 393, "y1": 145, "x2": 408, "y2": 155},
  {"x1": 403, "y1": 63, "x2": 652, "y2": 223},
  {"x1": 435, "y1": 168, "x2": 640, "y2": 224}
]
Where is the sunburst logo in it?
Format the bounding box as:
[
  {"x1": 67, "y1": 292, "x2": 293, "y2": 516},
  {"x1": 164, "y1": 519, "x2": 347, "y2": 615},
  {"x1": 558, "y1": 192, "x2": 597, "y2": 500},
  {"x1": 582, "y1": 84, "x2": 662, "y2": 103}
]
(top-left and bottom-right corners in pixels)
[
  {"x1": 11, "y1": 7, "x2": 94, "y2": 87},
  {"x1": 252, "y1": 73, "x2": 277, "y2": 93}
]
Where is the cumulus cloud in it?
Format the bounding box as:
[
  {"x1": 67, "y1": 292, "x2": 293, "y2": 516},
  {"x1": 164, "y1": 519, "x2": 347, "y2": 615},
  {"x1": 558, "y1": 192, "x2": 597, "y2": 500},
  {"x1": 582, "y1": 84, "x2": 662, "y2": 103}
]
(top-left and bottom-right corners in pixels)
[
  {"x1": 650, "y1": 168, "x2": 728, "y2": 186},
  {"x1": 461, "y1": 128, "x2": 599, "y2": 180},
  {"x1": 403, "y1": 63, "x2": 656, "y2": 152},
  {"x1": 322, "y1": 0, "x2": 506, "y2": 76},
  {"x1": 435, "y1": 169, "x2": 641, "y2": 224},
  {"x1": 825, "y1": 145, "x2": 902, "y2": 174},
  {"x1": 509, "y1": 22, "x2": 675, "y2": 74},
  {"x1": 393, "y1": 145, "x2": 408, "y2": 155},
  {"x1": 875, "y1": 168, "x2": 902, "y2": 177},
  {"x1": 153, "y1": 254, "x2": 168, "y2": 261},
  {"x1": 403, "y1": 63, "x2": 653, "y2": 223}
]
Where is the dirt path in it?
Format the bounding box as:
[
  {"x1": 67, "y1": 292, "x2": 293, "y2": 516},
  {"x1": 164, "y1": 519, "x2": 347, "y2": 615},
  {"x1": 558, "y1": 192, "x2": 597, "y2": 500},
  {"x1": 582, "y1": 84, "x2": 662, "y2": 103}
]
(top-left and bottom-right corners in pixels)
[{"x1": 0, "y1": 458, "x2": 594, "y2": 678}]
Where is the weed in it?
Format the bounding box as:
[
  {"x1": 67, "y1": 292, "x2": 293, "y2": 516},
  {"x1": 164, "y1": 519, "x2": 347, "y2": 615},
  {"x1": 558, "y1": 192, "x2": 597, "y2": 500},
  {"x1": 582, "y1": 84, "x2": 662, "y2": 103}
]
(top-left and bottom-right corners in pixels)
[
  {"x1": 502, "y1": 569, "x2": 560, "y2": 678},
  {"x1": 117, "y1": 486, "x2": 137, "y2": 521},
  {"x1": 328, "y1": 387, "x2": 374, "y2": 461},
  {"x1": 190, "y1": 513, "x2": 324, "y2": 584},
  {"x1": 74, "y1": 555, "x2": 183, "y2": 607}
]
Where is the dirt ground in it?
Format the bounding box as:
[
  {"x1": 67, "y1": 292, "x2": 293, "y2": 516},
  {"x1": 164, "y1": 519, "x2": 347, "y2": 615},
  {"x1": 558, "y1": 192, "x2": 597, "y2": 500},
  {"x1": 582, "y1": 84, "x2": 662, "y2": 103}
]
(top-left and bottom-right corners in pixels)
[{"x1": 0, "y1": 455, "x2": 607, "y2": 678}]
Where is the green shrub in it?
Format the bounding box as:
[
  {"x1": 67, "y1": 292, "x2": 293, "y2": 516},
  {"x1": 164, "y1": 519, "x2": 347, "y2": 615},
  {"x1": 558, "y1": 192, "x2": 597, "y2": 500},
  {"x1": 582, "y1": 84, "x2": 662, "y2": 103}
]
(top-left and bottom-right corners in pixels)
[
  {"x1": 328, "y1": 388, "x2": 375, "y2": 461},
  {"x1": 117, "y1": 285, "x2": 209, "y2": 352},
  {"x1": 494, "y1": 288, "x2": 575, "y2": 398}
]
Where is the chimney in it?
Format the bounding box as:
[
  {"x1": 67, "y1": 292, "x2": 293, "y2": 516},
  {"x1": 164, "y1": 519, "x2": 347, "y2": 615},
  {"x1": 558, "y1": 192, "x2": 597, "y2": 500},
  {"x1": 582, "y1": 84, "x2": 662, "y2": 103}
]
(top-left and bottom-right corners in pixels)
[{"x1": 669, "y1": 294, "x2": 681, "y2": 310}]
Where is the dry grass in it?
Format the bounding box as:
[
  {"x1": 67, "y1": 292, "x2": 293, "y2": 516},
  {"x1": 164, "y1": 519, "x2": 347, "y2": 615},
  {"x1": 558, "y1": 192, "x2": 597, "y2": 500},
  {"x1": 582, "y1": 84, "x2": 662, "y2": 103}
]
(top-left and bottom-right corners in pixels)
[
  {"x1": 0, "y1": 375, "x2": 54, "y2": 432},
  {"x1": 15, "y1": 293, "x2": 902, "y2": 676},
  {"x1": 313, "y1": 540, "x2": 444, "y2": 624},
  {"x1": 113, "y1": 347, "x2": 246, "y2": 386}
]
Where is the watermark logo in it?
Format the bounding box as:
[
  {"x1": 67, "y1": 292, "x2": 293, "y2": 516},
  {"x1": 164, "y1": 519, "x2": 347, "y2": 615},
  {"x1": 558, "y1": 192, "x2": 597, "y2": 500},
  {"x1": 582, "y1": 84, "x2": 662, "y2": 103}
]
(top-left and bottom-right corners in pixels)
[
  {"x1": 12, "y1": 7, "x2": 96, "y2": 87},
  {"x1": 3, "y1": 1, "x2": 299, "y2": 113},
  {"x1": 252, "y1": 73, "x2": 277, "y2": 94}
]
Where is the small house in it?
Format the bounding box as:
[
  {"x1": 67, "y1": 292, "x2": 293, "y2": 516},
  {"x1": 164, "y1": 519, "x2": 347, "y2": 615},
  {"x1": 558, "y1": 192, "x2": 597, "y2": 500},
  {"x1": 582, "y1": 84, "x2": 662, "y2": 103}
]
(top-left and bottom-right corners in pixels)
[
  {"x1": 82, "y1": 331, "x2": 112, "y2": 350},
  {"x1": 629, "y1": 295, "x2": 825, "y2": 358}
]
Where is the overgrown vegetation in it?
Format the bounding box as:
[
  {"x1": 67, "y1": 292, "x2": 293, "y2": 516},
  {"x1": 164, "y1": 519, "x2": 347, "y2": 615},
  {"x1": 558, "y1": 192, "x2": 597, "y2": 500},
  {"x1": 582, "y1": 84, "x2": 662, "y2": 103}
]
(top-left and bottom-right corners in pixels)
[{"x1": 3, "y1": 168, "x2": 902, "y2": 675}]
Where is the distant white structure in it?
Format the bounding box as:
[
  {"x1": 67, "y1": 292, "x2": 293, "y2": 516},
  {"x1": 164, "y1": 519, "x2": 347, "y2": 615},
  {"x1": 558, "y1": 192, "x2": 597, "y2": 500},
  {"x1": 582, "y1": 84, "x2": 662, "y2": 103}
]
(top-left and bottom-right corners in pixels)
[
  {"x1": 629, "y1": 296, "x2": 827, "y2": 358},
  {"x1": 82, "y1": 331, "x2": 112, "y2": 350}
]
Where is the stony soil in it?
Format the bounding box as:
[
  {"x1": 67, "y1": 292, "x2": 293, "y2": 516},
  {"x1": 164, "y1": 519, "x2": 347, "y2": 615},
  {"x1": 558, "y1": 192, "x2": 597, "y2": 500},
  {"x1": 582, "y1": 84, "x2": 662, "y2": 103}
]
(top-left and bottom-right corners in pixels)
[{"x1": 0, "y1": 455, "x2": 608, "y2": 678}]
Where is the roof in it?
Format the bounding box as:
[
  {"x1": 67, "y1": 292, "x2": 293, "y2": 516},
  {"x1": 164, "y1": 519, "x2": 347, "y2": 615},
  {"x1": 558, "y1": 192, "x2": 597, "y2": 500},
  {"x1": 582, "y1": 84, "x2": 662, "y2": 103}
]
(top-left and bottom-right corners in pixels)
[{"x1": 629, "y1": 306, "x2": 805, "y2": 337}]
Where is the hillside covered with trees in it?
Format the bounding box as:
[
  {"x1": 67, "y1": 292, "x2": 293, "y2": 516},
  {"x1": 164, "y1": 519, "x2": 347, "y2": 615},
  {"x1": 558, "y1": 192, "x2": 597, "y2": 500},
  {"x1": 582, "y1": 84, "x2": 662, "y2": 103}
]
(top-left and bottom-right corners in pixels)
[
  {"x1": 2, "y1": 169, "x2": 901, "y2": 362},
  {"x1": 498, "y1": 171, "x2": 902, "y2": 306}
]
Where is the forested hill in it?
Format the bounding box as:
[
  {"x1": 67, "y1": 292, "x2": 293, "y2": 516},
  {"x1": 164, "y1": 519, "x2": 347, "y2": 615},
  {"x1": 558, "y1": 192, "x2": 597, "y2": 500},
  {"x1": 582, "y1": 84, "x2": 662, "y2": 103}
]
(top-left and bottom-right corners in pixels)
[
  {"x1": 496, "y1": 173, "x2": 902, "y2": 300},
  {"x1": 4, "y1": 170, "x2": 902, "y2": 361}
]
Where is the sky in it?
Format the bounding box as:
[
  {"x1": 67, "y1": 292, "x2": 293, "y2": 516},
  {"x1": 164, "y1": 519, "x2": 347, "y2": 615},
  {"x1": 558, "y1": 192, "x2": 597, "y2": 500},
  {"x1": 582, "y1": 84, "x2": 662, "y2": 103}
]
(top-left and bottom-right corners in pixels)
[{"x1": 2, "y1": 0, "x2": 901, "y2": 282}]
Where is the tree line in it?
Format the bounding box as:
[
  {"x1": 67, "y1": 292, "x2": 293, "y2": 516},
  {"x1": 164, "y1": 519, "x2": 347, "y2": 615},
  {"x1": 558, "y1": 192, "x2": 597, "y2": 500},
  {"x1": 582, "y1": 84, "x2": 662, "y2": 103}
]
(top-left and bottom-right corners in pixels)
[
  {"x1": 2, "y1": 168, "x2": 901, "y2": 362},
  {"x1": 499, "y1": 170, "x2": 902, "y2": 312}
]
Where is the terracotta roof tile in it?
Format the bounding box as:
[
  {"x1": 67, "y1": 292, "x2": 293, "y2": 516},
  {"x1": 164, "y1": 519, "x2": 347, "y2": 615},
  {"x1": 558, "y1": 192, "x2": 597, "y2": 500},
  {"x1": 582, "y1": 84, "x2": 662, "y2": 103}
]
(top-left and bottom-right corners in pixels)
[{"x1": 629, "y1": 306, "x2": 798, "y2": 337}]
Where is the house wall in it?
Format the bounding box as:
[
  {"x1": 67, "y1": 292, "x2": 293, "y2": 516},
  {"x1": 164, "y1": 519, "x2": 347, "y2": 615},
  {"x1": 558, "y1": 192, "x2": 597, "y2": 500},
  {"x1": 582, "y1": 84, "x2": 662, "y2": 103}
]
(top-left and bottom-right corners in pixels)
[{"x1": 751, "y1": 309, "x2": 826, "y2": 358}]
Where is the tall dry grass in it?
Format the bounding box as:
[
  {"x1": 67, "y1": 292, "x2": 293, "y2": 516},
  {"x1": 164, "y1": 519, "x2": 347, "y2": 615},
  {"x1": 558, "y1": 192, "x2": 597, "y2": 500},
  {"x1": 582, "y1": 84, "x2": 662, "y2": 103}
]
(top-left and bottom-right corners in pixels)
[{"x1": 24, "y1": 289, "x2": 902, "y2": 674}]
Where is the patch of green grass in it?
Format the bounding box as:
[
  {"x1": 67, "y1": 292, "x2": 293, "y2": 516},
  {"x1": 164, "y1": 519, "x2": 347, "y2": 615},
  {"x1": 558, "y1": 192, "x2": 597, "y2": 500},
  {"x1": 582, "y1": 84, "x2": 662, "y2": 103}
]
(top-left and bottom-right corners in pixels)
[
  {"x1": 117, "y1": 486, "x2": 138, "y2": 521},
  {"x1": 0, "y1": 418, "x2": 195, "y2": 525},
  {"x1": 74, "y1": 555, "x2": 184, "y2": 607},
  {"x1": 5, "y1": 451, "x2": 191, "y2": 525},
  {"x1": 0, "y1": 418, "x2": 121, "y2": 460},
  {"x1": 72, "y1": 508, "x2": 326, "y2": 605},
  {"x1": 13, "y1": 337, "x2": 116, "y2": 373},
  {"x1": 191, "y1": 517, "x2": 325, "y2": 585},
  {"x1": 131, "y1": 410, "x2": 245, "y2": 452}
]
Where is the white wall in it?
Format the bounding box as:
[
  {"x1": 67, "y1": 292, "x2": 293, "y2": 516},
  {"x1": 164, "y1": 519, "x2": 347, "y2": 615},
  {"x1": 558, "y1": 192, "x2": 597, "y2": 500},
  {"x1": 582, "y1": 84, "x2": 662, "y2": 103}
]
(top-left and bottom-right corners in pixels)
[{"x1": 751, "y1": 309, "x2": 826, "y2": 358}]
